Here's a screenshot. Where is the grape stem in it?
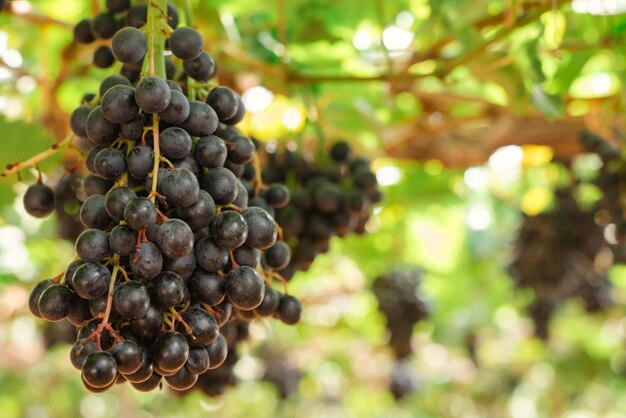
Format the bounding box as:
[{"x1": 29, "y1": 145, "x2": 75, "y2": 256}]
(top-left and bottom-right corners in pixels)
[
  {"x1": 88, "y1": 255, "x2": 121, "y2": 350},
  {"x1": 1, "y1": 133, "x2": 74, "y2": 177}
]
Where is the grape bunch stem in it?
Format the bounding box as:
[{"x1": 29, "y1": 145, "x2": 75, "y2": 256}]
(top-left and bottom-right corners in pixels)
[{"x1": 1, "y1": 133, "x2": 74, "y2": 177}]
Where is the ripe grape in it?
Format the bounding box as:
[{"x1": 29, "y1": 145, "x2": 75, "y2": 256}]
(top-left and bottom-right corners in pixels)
[
  {"x1": 136, "y1": 76, "x2": 171, "y2": 113},
  {"x1": 38, "y1": 284, "x2": 74, "y2": 322},
  {"x1": 169, "y1": 27, "x2": 204, "y2": 60},
  {"x1": 23, "y1": 184, "x2": 55, "y2": 218},
  {"x1": 111, "y1": 27, "x2": 147, "y2": 64}
]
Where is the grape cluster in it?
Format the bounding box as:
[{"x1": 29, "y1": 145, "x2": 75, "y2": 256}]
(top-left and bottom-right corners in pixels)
[
  {"x1": 509, "y1": 186, "x2": 613, "y2": 340},
  {"x1": 372, "y1": 268, "x2": 429, "y2": 399},
  {"x1": 258, "y1": 141, "x2": 381, "y2": 279},
  {"x1": 26, "y1": 8, "x2": 304, "y2": 394}
]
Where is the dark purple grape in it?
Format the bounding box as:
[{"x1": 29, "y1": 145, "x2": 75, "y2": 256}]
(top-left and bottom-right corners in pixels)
[
  {"x1": 330, "y1": 141, "x2": 351, "y2": 162},
  {"x1": 93, "y1": 46, "x2": 115, "y2": 68},
  {"x1": 194, "y1": 135, "x2": 227, "y2": 168},
  {"x1": 111, "y1": 340, "x2": 142, "y2": 374},
  {"x1": 242, "y1": 207, "x2": 277, "y2": 250},
  {"x1": 225, "y1": 136, "x2": 255, "y2": 165},
  {"x1": 206, "y1": 87, "x2": 239, "y2": 121},
  {"x1": 150, "y1": 271, "x2": 185, "y2": 307},
  {"x1": 176, "y1": 189, "x2": 215, "y2": 231},
  {"x1": 155, "y1": 219, "x2": 194, "y2": 258},
  {"x1": 130, "y1": 305, "x2": 163, "y2": 341},
  {"x1": 159, "y1": 90, "x2": 190, "y2": 125},
  {"x1": 101, "y1": 85, "x2": 139, "y2": 124},
  {"x1": 75, "y1": 229, "x2": 110, "y2": 263},
  {"x1": 185, "y1": 346, "x2": 210, "y2": 374},
  {"x1": 114, "y1": 280, "x2": 150, "y2": 319},
  {"x1": 182, "y1": 52, "x2": 216, "y2": 82},
  {"x1": 130, "y1": 242, "x2": 163, "y2": 280},
  {"x1": 152, "y1": 331, "x2": 189, "y2": 373},
  {"x1": 206, "y1": 333, "x2": 228, "y2": 369},
  {"x1": 136, "y1": 76, "x2": 171, "y2": 113},
  {"x1": 28, "y1": 279, "x2": 53, "y2": 318},
  {"x1": 179, "y1": 100, "x2": 218, "y2": 136},
  {"x1": 86, "y1": 106, "x2": 119, "y2": 144},
  {"x1": 211, "y1": 210, "x2": 248, "y2": 250},
  {"x1": 70, "y1": 339, "x2": 98, "y2": 370},
  {"x1": 160, "y1": 127, "x2": 192, "y2": 159},
  {"x1": 123, "y1": 347, "x2": 154, "y2": 383},
  {"x1": 70, "y1": 105, "x2": 92, "y2": 138},
  {"x1": 74, "y1": 18, "x2": 95, "y2": 44},
  {"x1": 127, "y1": 4, "x2": 148, "y2": 28},
  {"x1": 106, "y1": 0, "x2": 130, "y2": 12},
  {"x1": 169, "y1": 26, "x2": 204, "y2": 60},
  {"x1": 161, "y1": 168, "x2": 199, "y2": 208},
  {"x1": 131, "y1": 372, "x2": 163, "y2": 391},
  {"x1": 265, "y1": 184, "x2": 290, "y2": 208},
  {"x1": 94, "y1": 147, "x2": 127, "y2": 180},
  {"x1": 254, "y1": 287, "x2": 281, "y2": 316},
  {"x1": 124, "y1": 197, "x2": 157, "y2": 230},
  {"x1": 222, "y1": 94, "x2": 246, "y2": 125},
  {"x1": 277, "y1": 294, "x2": 302, "y2": 324},
  {"x1": 195, "y1": 237, "x2": 228, "y2": 272},
  {"x1": 92, "y1": 12, "x2": 119, "y2": 39},
  {"x1": 264, "y1": 241, "x2": 291, "y2": 270},
  {"x1": 187, "y1": 271, "x2": 225, "y2": 306},
  {"x1": 38, "y1": 284, "x2": 74, "y2": 321},
  {"x1": 82, "y1": 351, "x2": 117, "y2": 389},
  {"x1": 64, "y1": 260, "x2": 85, "y2": 290},
  {"x1": 109, "y1": 224, "x2": 138, "y2": 256},
  {"x1": 111, "y1": 27, "x2": 147, "y2": 64},
  {"x1": 121, "y1": 114, "x2": 146, "y2": 140},
  {"x1": 104, "y1": 186, "x2": 137, "y2": 220},
  {"x1": 178, "y1": 308, "x2": 219, "y2": 346},
  {"x1": 79, "y1": 194, "x2": 112, "y2": 230},
  {"x1": 127, "y1": 145, "x2": 153, "y2": 180},
  {"x1": 99, "y1": 74, "x2": 131, "y2": 97},
  {"x1": 201, "y1": 167, "x2": 237, "y2": 204},
  {"x1": 72, "y1": 262, "x2": 110, "y2": 300},
  {"x1": 23, "y1": 184, "x2": 55, "y2": 218},
  {"x1": 225, "y1": 266, "x2": 264, "y2": 310}
]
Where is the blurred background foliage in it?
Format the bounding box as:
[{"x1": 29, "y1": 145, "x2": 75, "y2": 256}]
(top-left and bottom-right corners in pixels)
[{"x1": 2, "y1": 0, "x2": 626, "y2": 417}]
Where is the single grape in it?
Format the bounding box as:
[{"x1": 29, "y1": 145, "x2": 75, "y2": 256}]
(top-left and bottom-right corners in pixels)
[
  {"x1": 122, "y1": 347, "x2": 154, "y2": 383},
  {"x1": 127, "y1": 4, "x2": 148, "y2": 28},
  {"x1": 111, "y1": 27, "x2": 147, "y2": 64},
  {"x1": 28, "y1": 279, "x2": 54, "y2": 318},
  {"x1": 104, "y1": 186, "x2": 137, "y2": 220},
  {"x1": 75, "y1": 229, "x2": 110, "y2": 263},
  {"x1": 277, "y1": 294, "x2": 302, "y2": 324},
  {"x1": 129, "y1": 242, "x2": 163, "y2": 280},
  {"x1": 130, "y1": 305, "x2": 163, "y2": 341},
  {"x1": 163, "y1": 251, "x2": 196, "y2": 281},
  {"x1": 38, "y1": 284, "x2": 74, "y2": 322},
  {"x1": 74, "y1": 18, "x2": 95, "y2": 44},
  {"x1": 149, "y1": 271, "x2": 185, "y2": 307},
  {"x1": 79, "y1": 194, "x2": 113, "y2": 230},
  {"x1": 179, "y1": 100, "x2": 218, "y2": 137},
  {"x1": 206, "y1": 333, "x2": 228, "y2": 369},
  {"x1": 155, "y1": 218, "x2": 194, "y2": 258},
  {"x1": 130, "y1": 372, "x2": 163, "y2": 391},
  {"x1": 93, "y1": 46, "x2": 115, "y2": 68},
  {"x1": 72, "y1": 262, "x2": 111, "y2": 300},
  {"x1": 265, "y1": 184, "x2": 290, "y2": 208},
  {"x1": 70, "y1": 105, "x2": 92, "y2": 138},
  {"x1": 182, "y1": 51, "x2": 216, "y2": 82},
  {"x1": 194, "y1": 135, "x2": 227, "y2": 168},
  {"x1": 201, "y1": 167, "x2": 237, "y2": 205},
  {"x1": 254, "y1": 287, "x2": 281, "y2": 316},
  {"x1": 178, "y1": 307, "x2": 219, "y2": 346},
  {"x1": 92, "y1": 12, "x2": 119, "y2": 39},
  {"x1": 211, "y1": 210, "x2": 248, "y2": 250},
  {"x1": 152, "y1": 331, "x2": 189, "y2": 373},
  {"x1": 23, "y1": 184, "x2": 55, "y2": 218},
  {"x1": 94, "y1": 147, "x2": 127, "y2": 180},
  {"x1": 161, "y1": 168, "x2": 200, "y2": 208},
  {"x1": 264, "y1": 241, "x2": 291, "y2": 270},
  {"x1": 160, "y1": 127, "x2": 192, "y2": 160},
  {"x1": 185, "y1": 346, "x2": 210, "y2": 374},
  {"x1": 109, "y1": 224, "x2": 138, "y2": 256},
  {"x1": 124, "y1": 197, "x2": 157, "y2": 230},
  {"x1": 99, "y1": 74, "x2": 131, "y2": 97},
  {"x1": 114, "y1": 280, "x2": 151, "y2": 320},
  {"x1": 206, "y1": 87, "x2": 239, "y2": 121},
  {"x1": 82, "y1": 176, "x2": 114, "y2": 198},
  {"x1": 111, "y1": 340, "x2": 143, "y2": 374},
  {"x1": 232, "y1": 245, "x2": 260, "y2": 268},
  {"x1": 135, "y1": 76, "x2": 172, "y2": 113},
  {"x1": 330, "y1": 141, "x2": 351, "y2": 162},
  {"x1": 126, "y1": 145, "x2": 153, "y2": 180},
  {"x1": 169, "y1": 26, "x2": 204, "y2": 60},
  {"x1": 82, "y1": 351, "x2": 118, "y2": 389},
  {"x1": 222, "y1": 94, "x2": 246, "y2": 125},
  {"x1": 100, "y1": 84, "x2": 139, "y2": 124},
  {"x1": 225, "y1": 135, "x2": 255, "y2": 165},
  {"x1": 70, "y1": 339, "x2": 98, "y2": 370},
  {"x1": 159, "y1": 90, "x2": 190, "y2": 125},
  {"x1": 225, "y1": 266, "x2": 264, "y2": 310},
  {"x1": 194, "y1": 237, "x2": 228, "y2": 272},
  {"x1": 64, "y1": 259, "x2": 85, "y2": 290},
  {"x1": 85, "y1": 106, "x2": 119, "y2": 144},
  {"x1": 187, "y1": 271, "x2": 225, "y2": 306},
  {"x1": 165, "y1": 366, "x2": 198, "y2": 391},
  {"x1": 242, "y1": 207, "x2": 277, "y2": 250}
]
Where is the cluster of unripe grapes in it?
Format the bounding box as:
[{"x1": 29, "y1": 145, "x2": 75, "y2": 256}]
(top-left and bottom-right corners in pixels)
[
  {"x1": 509, "y1": 185, "x2": 613, "y2": 340},
  {"x1": 259, "y1": 141, "x2": 381, "y2": 279},
  {"x1": 372, "y1": 268, "x2": 429, "y2": 400},
  {"x1": 24, "y1": 3, "x2": 305, "y2": 394}
]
